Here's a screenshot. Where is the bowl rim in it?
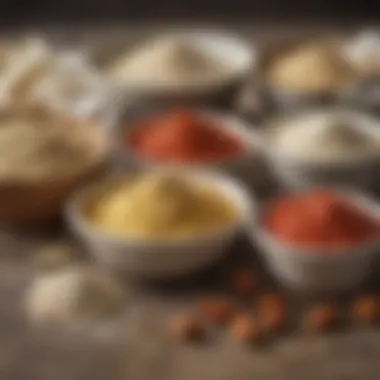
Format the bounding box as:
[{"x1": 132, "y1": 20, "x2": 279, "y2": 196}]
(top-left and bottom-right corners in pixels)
[
  {"x1": 33, "y1": 50, "x2": 117, "y2": 118},
  {"x1": 118, "y1": 108, "x2": 264, "y2": 169},
  {"x1": 66, "y1": 169, "x2": 256, "y2": 247},
  {"x1": 253, "y1": 187, "x2": 380, "y2": 261},
  {"x1": 89, "y1": 28, "x2": 256, "y2": 96},
  {"x1": 263, "y1": 106, "x2": 380, "y2": 170}
]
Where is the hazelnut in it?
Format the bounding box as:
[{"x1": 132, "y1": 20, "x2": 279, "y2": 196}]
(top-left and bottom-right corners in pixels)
[
  {"x1": 231, "y1": 269, "x2": 258, "y2": 296},
  {"x1": 198, "y1": 297, "x2": 235, "y2": 326},
  {"x1": 260, "y1": 306, "x2": 286, "y2": 333},
  {"x1": 306, "y1": 304, "x2": 338, "y2": 333},
  {"x1": 229, "y1": 314, "x2": 261, "y2": 343},
  {"x1": 259, "y1": 293, "x2": 285, "y2": 311},
  {"x1": 352, "y1": 295, "x2": 380, "y2": 325},
  {"x1": 170, "y1": 314, "x2": 205, "y2": 342}
]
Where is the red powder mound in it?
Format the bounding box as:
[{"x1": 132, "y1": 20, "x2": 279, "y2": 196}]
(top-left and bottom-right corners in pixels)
[
  {"x1": 127, "y1": 109, "x2": 244, "y2": 164},
  {"x1": 264, "y1": 190, "x2": 379, "y2": 250}
]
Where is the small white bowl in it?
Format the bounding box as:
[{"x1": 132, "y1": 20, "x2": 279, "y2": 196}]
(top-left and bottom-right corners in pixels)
[
  {"x1": 255, "y1": 36, "x2": 363, "y2": 111},
  {"x1": 344, "y1": 29, "x2": 380, "y2": 77},
  {"x1": 251, "y1": 190, "x2": 380, "y2": 294},
  {"x1": 88, "y1": 29, "x2": 255, "y2": 106},
  {"x1": 66, "y1": 170, "x2": 255, "y2": 279},
  {"x1": 118, "y1": 109, "x2": 271, "y2": 192},
  {"x1": 263, "y1": 108, "x2": 380, "y2": 192}
]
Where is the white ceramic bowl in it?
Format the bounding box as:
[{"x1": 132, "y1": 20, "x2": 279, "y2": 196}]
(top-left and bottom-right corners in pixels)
[
  {"x1": 44, "y1": 51, "x2": 121, "y2": 131},
  {"x1": 257, "y1": 31, "x2": 380, "y2": 113},
  {"x1": 66, "y1": 170, "x2": 255, "y2": 279},
  {"x1": 0, "y1": 41, "x2": 119, "y2": 130},
  {"x1": 263, "y1": 108, "x2": 380, "y2": 192},
  {"x1": 254, "y1": 35, "x2": 364, "y2": 112},
  {"x1": 251, "y1": 190, "x2": 380, "y2": 294},
  {"x1": 118, "y1": 109, "x2": 271, "y2": 192},
  {"x1": 88, "y1": 29, "x2": 255, "y2": 106},
  {"x1": 343, "y1": 29, "x2": 380, "y2": 77}
]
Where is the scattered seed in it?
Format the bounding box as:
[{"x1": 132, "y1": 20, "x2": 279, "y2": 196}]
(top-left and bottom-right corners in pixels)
[
  {"x1": 229, "y1": 313, "x2": 261, "y2": 344},
  {"x1": 306, "y1": 304, "x2": 339, "y2": 333},
  {"x1": 259, "y1": 293, "x2": 285, "y2": 311},
  {"x1": 352, "y1": 295, "x2": 380, "y2": 325},
  {"x1": 170, "y1": 314, "x2": 205, "y2": 342},
  {"x1": 198, "y1": 297, "x2": 235, "y2": 326},
  {"x1": 260, "y1": 306, "x2": 286, "y2": 333},
  {"x1": 231, "y1": 269, "x2": 258, "y2": 296}
]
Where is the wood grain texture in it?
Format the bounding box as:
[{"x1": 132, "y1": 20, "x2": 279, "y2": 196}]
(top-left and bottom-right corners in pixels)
[
  {"x1": 1, "y1": 227, "x2": 380, "y2": 380},
  {"x1": 0, "y1": 24, "x2": 379, "y2": 380}
]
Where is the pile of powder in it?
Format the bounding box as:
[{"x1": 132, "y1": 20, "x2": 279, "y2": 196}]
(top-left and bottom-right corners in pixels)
[
  {"x1": 26, "y1": 266, "x2": 126, "y2": 327},
  {"x1": 127, "y1": 109, "x2": 244, "y2": 164},
  {"x1": 108, "y1": 36, "x2": 230, "y2": 87},
  {"x1": 0, "y1": 110, "x2": 95, "y2": 180},
  {"x1": 267, "y1": 111, "x2": 380, "y2": 163},
  {"x1": 266, "y1": 43, "x2": 356, "y2": 93},
  {"x1": 87, "y1": 173, "x2": 236, "y2": 239},
  {"x1": 264, "y1": 189, "x2": 379, "y2": 249}
]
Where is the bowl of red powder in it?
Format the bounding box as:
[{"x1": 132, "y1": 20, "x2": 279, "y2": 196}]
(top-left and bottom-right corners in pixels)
[
  {"x1": 253, "y1": 188, "x2": 380, "y2": 293},
  {"x1": 120, "y1": 108, "x2": 268, "y2": 190}
]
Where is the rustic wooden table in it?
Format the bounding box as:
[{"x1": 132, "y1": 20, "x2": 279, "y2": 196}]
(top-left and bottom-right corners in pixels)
[{"x1": 1, "y1": 22, "x2": 380, "y2": 380}]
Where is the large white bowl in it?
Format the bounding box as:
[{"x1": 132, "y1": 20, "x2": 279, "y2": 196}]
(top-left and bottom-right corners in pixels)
[
  {"x1": 251, "y1": 190, "x2": 380, "y2": 294},
  {"x1": 88, "y1": 29, "x2": 255, "y2": 106},
  {"x1": 118, "y1": 108, "x2": 271, "y2": 192},
  {"x1": 66, "y1": 170, "x2": 255, "y2": 279},
  {"x1": 263, "y1": 108, "x2": 380, "y2": 192}
]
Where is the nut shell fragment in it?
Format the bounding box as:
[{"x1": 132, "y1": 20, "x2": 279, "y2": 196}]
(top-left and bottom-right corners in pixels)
[
  {"x1": 352, "y1": 295, "x2": 380, "y2": 325},
  {"x1": 306, "y1": 304, "x2": 339, "y2": 333},
  {"x1": 229, "y1": 313, "x2": 261, "y2": 343},
  {"x1": 231, "y1": 269, "x2": 258, "y2": 296},
  {"x1": 198, "y1": 297, "x2": 235, "y2": 326},
  {"x1": 171, "y1": 314, "x2": 205, "y2": 342}
]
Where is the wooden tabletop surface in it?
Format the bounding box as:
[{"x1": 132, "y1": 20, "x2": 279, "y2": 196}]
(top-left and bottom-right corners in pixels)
[{"x1": 1, "y1": 23, "x2": 380, "y2": 380}]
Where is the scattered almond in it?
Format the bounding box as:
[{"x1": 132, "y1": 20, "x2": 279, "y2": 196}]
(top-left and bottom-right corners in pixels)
[
  {"x1": 170, "y1": 314, "x2": 205, "y2": 342},
  {"x1": 259, "y1": 293, "x2": 285, "y2": 311},
  {"x1": 306, "y1": 304, "x2": 339, "y2": 333},
  {"x1": 198, "y1": 297, "x2": 235, "y2": 326},
  {"x1": 260, "y1": 306, "x2": 286, "y2": 333},
  {"x1": 229, "y1": 313, "x2": 261, "y2": 343},
  {"x1": 352, "y1": 295, "x2": 380, "y2": 325},
  {"x1": 231, "y1": 269, "x2": 258, "y2": 296}
]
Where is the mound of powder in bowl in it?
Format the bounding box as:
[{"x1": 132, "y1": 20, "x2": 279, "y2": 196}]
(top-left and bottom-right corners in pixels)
[
  {"x1": 108, "y1": 36, "x2": 231, "y2": 87},
  {"x1": 85, "y1": 173, "x2": 237, "y2": 239},
  {"x1": 263, "y1": 189, "x2": 379, "y2": 249},
  {"x1": 265, "y1": 43, "x2": 356, "y2": 93},
  {"x1": 267, "y1": 111, "x2": 380, "y2": 163},
  {"x1": 126, "y1": 108, "x2": 244, "y2": 164},
  {"x1": 0, "y1": 109, "x2": 102, "y2": 181}
]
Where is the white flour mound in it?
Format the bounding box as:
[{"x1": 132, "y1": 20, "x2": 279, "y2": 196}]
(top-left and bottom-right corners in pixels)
[
  {"x1": 26, "y1": 266, "x2": 126, "y2": 327},
  {"x1": 109, "y1": 36, "x2": 230, "y2": 87}
]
